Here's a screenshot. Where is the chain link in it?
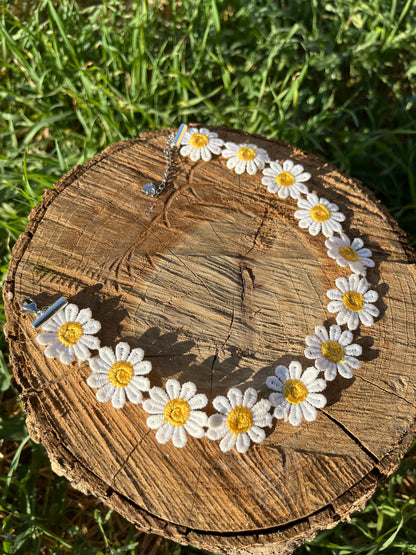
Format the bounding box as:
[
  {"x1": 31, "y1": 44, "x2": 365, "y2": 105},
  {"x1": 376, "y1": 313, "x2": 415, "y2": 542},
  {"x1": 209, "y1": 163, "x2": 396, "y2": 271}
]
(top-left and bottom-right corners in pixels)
[
  {"x1": 143, "y1": 124, "x2": 188, "y2": 198},
  {"x1": 143, "y1": 133, "x2": 176, "y2": 197}
]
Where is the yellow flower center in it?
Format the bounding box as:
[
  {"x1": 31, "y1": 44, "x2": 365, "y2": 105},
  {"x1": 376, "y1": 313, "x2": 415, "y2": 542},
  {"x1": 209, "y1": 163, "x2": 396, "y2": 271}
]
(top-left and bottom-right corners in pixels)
[
  {"x1": 339, "y1": 245, "x2": 359, "y2": 262},
  {"x1": 189, "y1": 133, "x2": 209, "y2": 149},
  {"x1": 164, "y1": 398, "x2": 191, "y2": 427},
  {"x1": 310, "y1": 204, "x2": 331, "y2": 222},
  {"x1": 282, "y1": 379, "x2": 308, "y2": 404},
  {"x1": 57, "y1": 321, "x2": 83, "y2": 346},
  {"x1": 275, "y1": 171, "x2": 295, "y2": 188},
  {"x1": 342, "y1": 290, "x2": 364, "y2": 312},
  {"x1": 108, "y1": 361, "x2": 134, "y2": 388},
  {"x1": 321, "y1": 340, "x2": 345, "y2": 363},
  {"x1": 237, "y1": 146, "x2": 257, "y2": 162},
  {"x1": 227, "y1": 405, "x2": 253, "y2": 435}
]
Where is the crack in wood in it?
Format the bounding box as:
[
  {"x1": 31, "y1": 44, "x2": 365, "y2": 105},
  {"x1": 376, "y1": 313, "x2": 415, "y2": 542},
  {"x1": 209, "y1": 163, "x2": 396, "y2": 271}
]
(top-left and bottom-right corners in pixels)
[
  {"x1": 321, "y1": 410, "x2": 380, "y2": 464},
  {"x1": 239, "y1": 260, "x2": 256, "y2": 305},
  {"x1": 110, "y1": 433, "x2": 150, "y2": 487},
  {"x1": 221, "y1": 302, "x2": 235, "y2": 353},
  {"x1": 209, "y1": 347, "x2": 219, "y2": 402},
  {"x1": 245, "y1": 206, "x2": 270, "y2": 256},
  {"x1": 184, "y1": 449, "x2": 205, "y2": 529}
]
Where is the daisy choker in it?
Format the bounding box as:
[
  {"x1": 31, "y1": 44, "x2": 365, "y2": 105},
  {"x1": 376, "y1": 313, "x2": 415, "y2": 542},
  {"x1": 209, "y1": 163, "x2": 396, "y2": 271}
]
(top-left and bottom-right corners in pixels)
[{"x1": 21, "y1": 125, "x2": 380, "y2": 455}]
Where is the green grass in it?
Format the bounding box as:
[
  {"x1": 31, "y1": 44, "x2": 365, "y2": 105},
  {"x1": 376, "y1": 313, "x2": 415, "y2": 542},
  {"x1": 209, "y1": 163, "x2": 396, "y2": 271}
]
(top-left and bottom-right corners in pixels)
[{"x1": 1, "y1": 0, "x2": 416, "y2": 553}]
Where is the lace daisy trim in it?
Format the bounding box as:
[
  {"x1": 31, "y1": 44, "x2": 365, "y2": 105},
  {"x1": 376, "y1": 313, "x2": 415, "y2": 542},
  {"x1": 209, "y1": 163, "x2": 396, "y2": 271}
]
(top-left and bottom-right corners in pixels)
[{"x1": 26, "y1": 127, "x2": 380, "y2": 454}]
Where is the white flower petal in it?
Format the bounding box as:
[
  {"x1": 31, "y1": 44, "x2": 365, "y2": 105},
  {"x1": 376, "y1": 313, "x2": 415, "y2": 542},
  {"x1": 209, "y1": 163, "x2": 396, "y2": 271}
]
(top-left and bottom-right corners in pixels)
[
  {"x1": 212, "y1": 395, "x2": 232, "y2": 414},
  {"x1": 89, "y1": 357, "x2": 109, "y2": 373},
  {"x1": 64, "y1": 304, "x2": 79, "y2": 322},
  {"x1": 37, "y1": 332, "x2": 59, "y2": 346},
  {"x1": 315, "y1": 325, "x2": 329, "y2": 342},
  {"x1": 127, "y1": 347, "x2": 144, "y2": 365},
  {"x1": 301, "y1": 402, "x2": 318, "y2": 422},
  {"x1": 234, "y1": 159, "x2": 246, "y2": 174},
  {"x1": 96, "y1": 383, "x2": 115, "y2": 403},
  {"x1": 115, "y1": 342, "x2": 130, "y2": 361},
  {"x1": 146, "y1": 414, "x2": 164, "y2": 429},
  {"x1": 111, "y1": 388, "x2": 126, "y2": 409},
  {"x1": 73, "y1": 341, "x2": 90, "y2": 361},
  {"x1": 133, "y1": 360, "x2": 152, "y2": 376},
  {"x1": 189, "y1": 393, "x2": 208, "y2": 410},
  {"x1": 79, "y1": 334, "x2": 100, "y2": 350},
  {"x1": 125, "y1": 382, "x2": 145, "y2": 404},
  {"x1": 288, "y1": 361, "x2": 302, "y2": 379},
  {"x1": 87, "y1": 373, "x2": 108, "y2": 388},
  {"x1": 247, "y1": 425, "x2": 266, "y2": 444},
  {"x1": 76, "y1": 307, "x2": 92, "y2": 324},
  {"x1": 307, "y1": 378, "x2": 327, "y2": 393},
  {"x1": 243, "y1": 387, "x2": 258, "y2": 409},
  {"x1": 184, "y1": 419, "x2": 206, "y2": 439},
  {"x1": 324, "y1": 366, "x2": 337, "y2": 381},
  {"x1": 156, "y1": 422, "x2": 174, "y2": 444},
  {"x1": 337, "y1": 364, "x2": 354, "y2": 379},
  {"x1": 99, "y1": 346, "x2": 116, "y2": 366},
  {"x1": 149, "y1": 386, "x2": 170, "y2": 405},
  {"x1": 346, "y1": 312, "x2": 360, "y2": 330},
  {"x1": 180, "y1": 381, "x2": 197, "y2": 400},
  {"x1": 288, "y1": 404, "x2": 303, "y2": 426},
  {"x1": 273, "y1": 401, "x2": 290, "y2": 420},
  {"x1": 266, "y1": 376, "x2": 283, "y2": 391},
  {"x1": 301, "y1": 366, "x2": 320, "y2": 386},
  {"x1": 40, "y1": 318, "x2": 60, "y2": 332},
  {"x1": 165, "y1": 378, "x2": 181, "y2": 400},
  {"x1": 236, "y1": 433, "x2": 251, "y2": 453},
  {"x1": 143, "y1": 397, "x2": 165, "y2": 414},
  {"x1": 172, "y1": 426, "x2": 187, "y2": 448},
  {"x1": 307, "y1": 392, "x2": 327, "y2": 408},
  {"x1": 269, "y1": 391, "x2": 285, "y2": 406},
  {"x1": 227, "y1": 387, "x2": 243, "y2": 408},
  {"x1": 359, "y1": 312, "x2": 375, "y2": 327},
  {"x1": 219, "y1": 431, "x2": 236, "y2": 453},
  {"x1": 82, "y1": 319, "x2": 101, "y2": 334},
  {"x1": 188, "y1": 410, "x2": 208, "y2": 427},
  {"x1": 364, "y1": 290, "x2": 378, "y2": 303},
  {"x1": 283, "y1": 159, "x2": 294, "y2": 172},
  {"x1": 59, "y1": 347, "x2": 74, "y2": 365},
  {"x1": 206, "y1": 414, "x2": 227, "y2": 440}
]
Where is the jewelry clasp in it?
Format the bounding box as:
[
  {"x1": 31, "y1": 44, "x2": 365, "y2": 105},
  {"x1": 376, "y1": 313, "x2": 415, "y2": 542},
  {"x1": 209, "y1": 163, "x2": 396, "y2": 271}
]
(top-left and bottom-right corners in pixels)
[{"x1": 21, "y1": 297, "x2": 68, "y2": 329}]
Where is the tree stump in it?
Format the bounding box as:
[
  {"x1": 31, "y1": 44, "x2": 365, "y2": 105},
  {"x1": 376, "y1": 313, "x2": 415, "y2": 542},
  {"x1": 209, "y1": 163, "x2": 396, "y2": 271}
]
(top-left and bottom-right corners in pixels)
[{"x1": 4, "y1": 126, "x2": 416, "y2": 555}]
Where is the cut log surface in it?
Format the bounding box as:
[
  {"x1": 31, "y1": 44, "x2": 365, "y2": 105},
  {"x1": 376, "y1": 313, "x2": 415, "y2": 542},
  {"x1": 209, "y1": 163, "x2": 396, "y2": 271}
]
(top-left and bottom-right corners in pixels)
[{"x1": 4, "y1": 126, "x2": 416, "y2": 554}]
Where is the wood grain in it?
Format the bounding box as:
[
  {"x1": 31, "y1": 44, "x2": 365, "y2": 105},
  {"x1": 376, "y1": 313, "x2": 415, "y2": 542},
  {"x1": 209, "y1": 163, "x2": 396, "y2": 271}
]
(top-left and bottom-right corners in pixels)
[{"x1": 4, "y1": 126, "x2": 416, "y2": 554}]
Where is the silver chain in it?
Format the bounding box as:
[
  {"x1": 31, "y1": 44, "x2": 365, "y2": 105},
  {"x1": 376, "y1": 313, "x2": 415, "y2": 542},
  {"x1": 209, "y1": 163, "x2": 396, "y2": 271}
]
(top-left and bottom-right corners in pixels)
[{"x1": 143, "y1": 124, "x2": 188, "y2": 198}]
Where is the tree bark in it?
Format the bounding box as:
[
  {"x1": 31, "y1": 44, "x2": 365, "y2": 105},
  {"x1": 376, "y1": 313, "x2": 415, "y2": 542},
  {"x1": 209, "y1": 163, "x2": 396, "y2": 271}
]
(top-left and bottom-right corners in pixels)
[{"x1": 4, "y1": 126, "x2": 416, "y2": 554}]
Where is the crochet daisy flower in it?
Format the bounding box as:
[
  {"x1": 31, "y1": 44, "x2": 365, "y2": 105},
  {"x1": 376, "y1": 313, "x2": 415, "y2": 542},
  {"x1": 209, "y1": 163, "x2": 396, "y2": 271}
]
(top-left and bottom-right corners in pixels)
[
  {"x1": 305, "y1": 324, "x2": 362, "y2": 380},
  {"x1": 261, "y1": 159, "x2": 311, "y2": 198},
  {"x1": 221, "y1": 142, "x2": 270, "y2": 175},
  {"x1": 294, "y1": 193, "x2": 345, "y2": 237},
  {"x1": 143, "y1": 379, "x2": 208, "y2": 448},
  {"x1": 87, "y1": 342, "x2": 151, "y2": 409},
  {"x1": 266, "y1": 361, "x2": 327, "y2": 426},
  {"x1": 179, "y1": 127, "x2": 224, "y2": 162},
  {"x1": 327, "y1": 275, "x2": 379, "y2": 330},
  {"x1": 36, "y1": 303, "x2": 101, "y2": 364},
  {"x1": 325, "y1": 233, "x2": 375, "y2": 276},
  {"x1": 206, "y1": 387, "x2": 272, "y2": 454}
]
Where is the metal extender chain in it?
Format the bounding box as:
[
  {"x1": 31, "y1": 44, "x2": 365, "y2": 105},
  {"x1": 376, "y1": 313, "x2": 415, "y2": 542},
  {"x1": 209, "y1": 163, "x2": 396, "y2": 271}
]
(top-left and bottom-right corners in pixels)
[{"x1": 143, "y1": 124, "x2": 188, "y2": 198}]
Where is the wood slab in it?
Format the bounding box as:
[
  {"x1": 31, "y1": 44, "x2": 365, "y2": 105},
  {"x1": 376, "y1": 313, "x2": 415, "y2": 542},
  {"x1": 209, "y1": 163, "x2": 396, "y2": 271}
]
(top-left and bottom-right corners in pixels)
[{"x1": 4, "y1": 126, "x2": 416, "y2": 554}]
